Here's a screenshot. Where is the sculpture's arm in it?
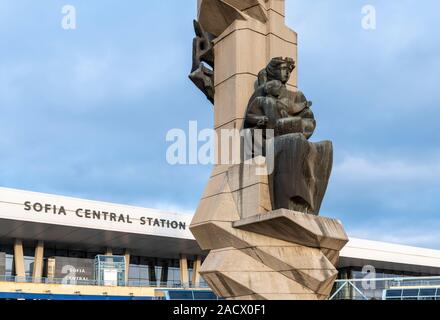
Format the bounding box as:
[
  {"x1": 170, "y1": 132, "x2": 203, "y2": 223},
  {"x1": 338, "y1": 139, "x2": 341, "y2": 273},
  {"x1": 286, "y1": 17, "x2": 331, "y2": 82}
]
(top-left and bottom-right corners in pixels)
[
  {"x1": 248, "y1": 115, "x2": 269, "y2": 128},
  {"x1": 285, "y1": 90, "x2": 310, "y2": 115},
  {"x1": 286, "y1": 101, "x2": 307, "y2": 115},
  {"x1": 275, "y1": 116, "x2": 303, "y2": 136},
  {"x1": 245, "y1": 97, "x2": 268, "y2": 128},
  {"x1": 299, "y1": 108, "x2": 316, "y2": 139}
]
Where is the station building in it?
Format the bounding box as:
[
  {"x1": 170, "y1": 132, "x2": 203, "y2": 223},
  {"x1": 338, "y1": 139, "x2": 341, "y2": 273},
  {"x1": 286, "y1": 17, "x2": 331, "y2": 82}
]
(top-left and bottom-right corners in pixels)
[{"x1": 1, "y1": 187, "x2": 440, "y2": 300}]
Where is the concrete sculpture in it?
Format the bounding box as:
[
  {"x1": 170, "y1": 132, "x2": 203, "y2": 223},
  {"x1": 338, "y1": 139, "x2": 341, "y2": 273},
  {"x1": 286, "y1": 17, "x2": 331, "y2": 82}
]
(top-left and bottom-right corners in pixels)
[
  {"x1": 244, "y1": 57, "x2": 333, "y2": 215},
  {"x1": 189, "y1": 0, "x2": 348, "y2": 300}
]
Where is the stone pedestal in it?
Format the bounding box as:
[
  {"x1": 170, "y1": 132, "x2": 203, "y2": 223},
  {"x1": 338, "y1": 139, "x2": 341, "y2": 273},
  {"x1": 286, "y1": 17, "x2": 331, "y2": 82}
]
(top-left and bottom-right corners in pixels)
[{"x1": 190, "y1": 160, "x2": 348, "y2": 300}]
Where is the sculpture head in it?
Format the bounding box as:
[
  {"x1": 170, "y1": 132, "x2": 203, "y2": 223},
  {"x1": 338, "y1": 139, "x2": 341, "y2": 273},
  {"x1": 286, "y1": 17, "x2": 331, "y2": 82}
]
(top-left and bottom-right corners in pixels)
[{"x1": 266, "y1": 57, "x2": 295, "y2": 84}]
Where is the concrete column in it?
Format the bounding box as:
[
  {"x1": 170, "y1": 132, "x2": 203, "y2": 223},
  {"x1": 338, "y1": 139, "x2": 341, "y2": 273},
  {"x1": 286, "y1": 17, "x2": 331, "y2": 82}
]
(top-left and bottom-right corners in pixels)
[
  {"x1": 124, "y1": 249, "x2": 130, "y2": 286},
  {"x1": 32, "y1": 241, "x2": 44, "y2": 282},
  {"x1": 13, "y1": 239, "x2": 25, "y2": 280},
  {"x1": 179, "y1": 254, "x2": 189, "y2": 287},
  {"x1": 47, "y1": 258, "x2": 56, "y2": 280},
  {"x1": 192, "y1": 256, "x2": 202, "y2": 287},
  {"x1": 208, "y1": 0, "x2": 298, "y2": 164}
]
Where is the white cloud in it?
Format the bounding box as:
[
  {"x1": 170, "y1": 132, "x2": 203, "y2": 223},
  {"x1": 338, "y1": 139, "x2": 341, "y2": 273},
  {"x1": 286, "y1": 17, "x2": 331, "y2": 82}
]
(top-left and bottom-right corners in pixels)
[
  {"x1": 0, "y1": 62, "x2": 33, "y2": 107},
  {"x1": 349, "y1": 222, "x2": 440, "y2": 249},
  {"x1": 286, "y1": 0, "x2": 440, "y2": 110},
  {"x1": 69, "y1": 47, "x2": 185, "y2": 105},
  {"x1": 334, "y1": 154, "x2": 440, "y2": 183}
]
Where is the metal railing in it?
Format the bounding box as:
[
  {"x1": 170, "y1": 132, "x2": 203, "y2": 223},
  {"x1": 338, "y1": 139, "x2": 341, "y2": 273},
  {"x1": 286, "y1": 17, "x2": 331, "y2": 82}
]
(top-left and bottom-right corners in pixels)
[
  {"x1": 0, "y1": 275, "x2": 209, "y2": 289},
  {"x1": 6, "y1": 274, "x2": 440, "y2": 300},
  {"x1": 330, "y1": 276, "x2": 440, "y2": 300}
]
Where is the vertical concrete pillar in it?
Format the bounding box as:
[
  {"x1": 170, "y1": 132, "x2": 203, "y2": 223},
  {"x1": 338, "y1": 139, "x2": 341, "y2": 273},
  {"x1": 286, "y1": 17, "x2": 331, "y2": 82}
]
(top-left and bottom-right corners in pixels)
[
  {"x1": 32, "y1": 241, "x2": 44, "y2": 282},
  {"x1": 47, "y1": 258, "x2": 56, "y2": 280},
  {"x1": 13, "y1": 239, "x2": 25, "y2": 281},
  {"x1": 124, "y1": 249, "x2": 130, "y2": 286},
  {"x1": 210, "y1": 0, "x2": 298, "y2": 166},
  {"x1": 192, "y1": 256, "x2": 202, "y2": 287},
  {"x1": 179, "y1": 254, "x2": 189, "y2": 287}
]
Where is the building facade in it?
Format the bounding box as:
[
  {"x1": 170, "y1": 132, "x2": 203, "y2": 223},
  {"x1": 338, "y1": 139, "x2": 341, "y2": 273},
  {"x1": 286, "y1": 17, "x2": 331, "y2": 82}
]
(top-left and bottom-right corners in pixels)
[{"x1": 1, "y1": 187, "x2": 439, "y2": 300}]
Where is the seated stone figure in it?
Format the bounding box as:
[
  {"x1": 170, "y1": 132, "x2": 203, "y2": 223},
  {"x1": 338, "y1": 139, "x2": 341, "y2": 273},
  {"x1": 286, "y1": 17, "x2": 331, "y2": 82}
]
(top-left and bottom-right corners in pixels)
[
  {"x1": 245, "y1": 80, "x2": 284, "y2": 131},
  {"x1": 244, "y1": 57, "x2": 333, "y2": 216}
]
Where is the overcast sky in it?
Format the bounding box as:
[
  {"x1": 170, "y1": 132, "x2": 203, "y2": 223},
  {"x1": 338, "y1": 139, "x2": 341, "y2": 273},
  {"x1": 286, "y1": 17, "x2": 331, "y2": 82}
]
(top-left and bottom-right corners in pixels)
[{"x1": 0, "y1": 0, "x2": 439, "y2": 248}]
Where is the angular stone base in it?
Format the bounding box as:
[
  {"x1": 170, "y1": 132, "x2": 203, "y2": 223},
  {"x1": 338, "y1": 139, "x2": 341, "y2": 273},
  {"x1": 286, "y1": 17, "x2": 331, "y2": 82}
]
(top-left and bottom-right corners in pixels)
[
  {"x1": 233, "y1": 209, "x2": 348, "y2": 251},
  {"x1": 190, "y1": 162, "x2": 348, "y2": 300},
  {"x1": 196, "y1": 212, "x2": 347, "y2": 300}
]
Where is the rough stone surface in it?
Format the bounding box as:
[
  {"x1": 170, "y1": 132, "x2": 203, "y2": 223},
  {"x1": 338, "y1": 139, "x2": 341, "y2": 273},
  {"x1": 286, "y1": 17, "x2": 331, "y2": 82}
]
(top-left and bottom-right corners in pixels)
[
  {"x1": 189, "y1": 20, "x2": 215, "y2": 103},
  {"x1": 190, "y1": 160, "x2": 348, "y2": 300},
  {"x1": 233, "y1": 209, "x2": 349, "y2": 251},
  {"x1": 189, "y1": 0, "x2": 347, "y2": 301}
]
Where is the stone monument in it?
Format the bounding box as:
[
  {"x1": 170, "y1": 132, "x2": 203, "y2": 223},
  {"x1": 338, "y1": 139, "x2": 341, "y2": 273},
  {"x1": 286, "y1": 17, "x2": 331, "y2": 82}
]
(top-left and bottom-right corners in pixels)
[{"x1": 189, "y1": 0, "x2": 348, "y2": 300}]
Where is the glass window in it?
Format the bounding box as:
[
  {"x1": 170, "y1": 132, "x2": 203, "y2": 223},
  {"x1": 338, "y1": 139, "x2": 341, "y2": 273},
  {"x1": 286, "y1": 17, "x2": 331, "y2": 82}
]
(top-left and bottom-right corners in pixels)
[
  {"x1": 402, "y1": 289, "x2": 419, "y2": 299},
  {"x1": 68, "y1": 250, "x2": 86, "y2": 258},
  {"x1": 386, "y1": 289, "x2": 402, "y2": 297},
  {"x1": 44, "y1": 248, "x2": 55, "y2": 258},
  {"x1": 86, "y1": 251, "x2": 99, "y2": 259},
  {"x1": 140, "y1": 256, "x2": 153, "y2": 266},
  {"x1": 138, "y1": 279, "x2": 150, "y2": 286},
  {"x1": 130, "y1": 256, "x2": 140, "y2": 265},
  {"x1": 166, "y1": 267, "x2": 181, "y2": 287},
  {"x1": 24, "y1": 256, "x2": 35, "y2": 277},
  {"x1": 168, "y1": 291, "x2": 194, "y2": 300},
  {"x1": 139, "y1": 266, "x2": 149, "y2": 280},
  {"x1": 128, "y1": 264, "x2": 140, "y2": 279},
  {"x1": 155, "y1": 266, "x2": 162, "y2": 282},
  {"x1": 55, "y1": 249, "x2": 68, "y2": 257},
  {"x1": 128, "y1": 260, "x2": 153, "y2": 287},
  {"x1": 193, "y1": 291, "x2": 218, "y2": 300},
  {"x1": 420, "y1": 288, "x2": 436, "y2": 297},
  {"x1": 5, "y1": 254, "x2": 13, "y2": 277},
  {"x1": 127, "y1": 279, "x2": 137, "y2": 286},
  {"x1": 0, "y1": 245, "x2": 13, "y2": 255},
  {"x1": 200, "y1": 278, "x2": 208, "y2": 287}
]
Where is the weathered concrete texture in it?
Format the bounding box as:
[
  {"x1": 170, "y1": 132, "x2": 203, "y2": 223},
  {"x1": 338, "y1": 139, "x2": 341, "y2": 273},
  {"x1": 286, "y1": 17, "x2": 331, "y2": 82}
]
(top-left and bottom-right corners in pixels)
[
  {"x1": 192, "y1": 158, "x2": 271, "y2": 226},
  {"x1": 200, "y1": 247, "x2": 337, "y2": 299},
  {"x1": 190, "y1": 0, "x2": 348, "y2": 300},
  {"x1": 197, "y1": 0, "x2": 268, "y2": 37},
  {"x1": 233, "y1": 209, "x2": 348, "y2": 251},
  {"x1": 272, "y1": 133, "x2": 333, "y2": 215},
  {"x1": 197, "y1": 0, "x2": 246, "y2": 37},
  {"x1": 228, "y1": 293, "x2": 327, "y2": 300},
  {"x1": 190, "y1": 160, "x2": 348, "y2": 300}
]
